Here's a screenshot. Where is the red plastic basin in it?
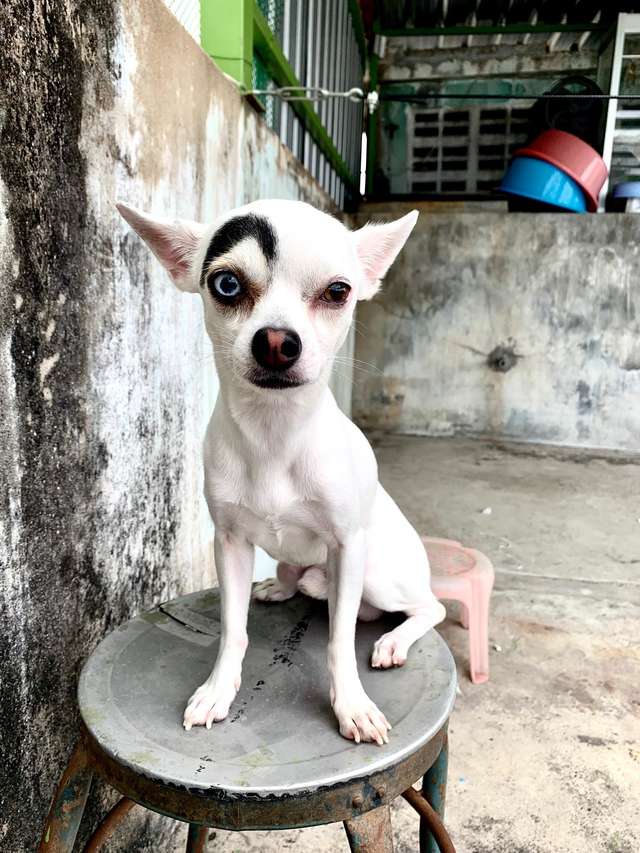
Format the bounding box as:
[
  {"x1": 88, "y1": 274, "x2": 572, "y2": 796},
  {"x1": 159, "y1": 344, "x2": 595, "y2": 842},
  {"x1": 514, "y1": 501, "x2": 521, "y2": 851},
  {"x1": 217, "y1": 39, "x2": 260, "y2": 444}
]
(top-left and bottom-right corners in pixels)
[{"x1": 516, "y1": 129, "x2": 608, "y2": 212}]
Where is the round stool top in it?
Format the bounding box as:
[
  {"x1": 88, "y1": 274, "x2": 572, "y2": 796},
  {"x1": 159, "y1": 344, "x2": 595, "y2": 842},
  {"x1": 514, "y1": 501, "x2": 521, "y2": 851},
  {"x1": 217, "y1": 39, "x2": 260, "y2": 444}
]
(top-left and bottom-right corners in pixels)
[
  {"x1": 79, "y1": 588, "x2": 456, "y2": 802},
  {"x1": 423, "y1": 537, "x2": 478, "y2": 576}
]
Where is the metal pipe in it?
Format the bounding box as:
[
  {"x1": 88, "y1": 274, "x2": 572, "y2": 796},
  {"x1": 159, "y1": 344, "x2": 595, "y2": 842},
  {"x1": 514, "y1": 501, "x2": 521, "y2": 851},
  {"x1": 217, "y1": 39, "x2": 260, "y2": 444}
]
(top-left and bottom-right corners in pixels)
[
  {"x1": 401, "y1": 787, "x2": 456, "y2": 853},
  {"x1": 379, "y1": 92, "x2": 640, "y2": 101},
  {"x1": 185, "y1": 824, "x2": 209, "y2": 853},
  {"x1": 82, "y1": 799, "x2": 137, "y2": 853}
]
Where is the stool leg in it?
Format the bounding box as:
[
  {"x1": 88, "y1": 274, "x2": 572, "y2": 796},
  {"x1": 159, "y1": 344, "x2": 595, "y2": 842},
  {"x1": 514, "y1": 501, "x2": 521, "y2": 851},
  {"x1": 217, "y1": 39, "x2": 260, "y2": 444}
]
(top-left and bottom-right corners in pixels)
[
  {"x1": 82, "y1": 798, "x2": 137, "y2": 852},
  {"x1": 39, "y1": 742, "x2": 93, "y2": 852},
  {"x1": 420, "y1": 734, "x2": 448, "y2": 853},
  {"x1": 468, "y1": 575, "x2": 492, "y2": 684},
  {"x1": 344, "y1": 805, "x2": 394, "y2": 852},
  {"x1": 186, "y1": 824, "x2": 208, "y2": 852}
]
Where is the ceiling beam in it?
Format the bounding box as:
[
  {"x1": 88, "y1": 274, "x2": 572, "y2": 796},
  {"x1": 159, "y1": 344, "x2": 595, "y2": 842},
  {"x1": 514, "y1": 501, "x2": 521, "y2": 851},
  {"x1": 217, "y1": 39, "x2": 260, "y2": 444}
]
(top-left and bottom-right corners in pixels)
[
  {"x1": 492, "y1": 15, "x2": 506, "y2": 46},
  {"x1": 375, "y1": 22, "x2": 608, "y2": 38},
  {"x1": 578, "y1": 11, "x2": 602, "y2": 50},
  {"x1": 466, "y1": 12, "x2": 477, "y2": 48},
  {"x1": 547, "y1": 14, "x2": 568, "y2": 52},
  {"x1": 521, "y1": 10, "x2": 538, "y2": 46}
]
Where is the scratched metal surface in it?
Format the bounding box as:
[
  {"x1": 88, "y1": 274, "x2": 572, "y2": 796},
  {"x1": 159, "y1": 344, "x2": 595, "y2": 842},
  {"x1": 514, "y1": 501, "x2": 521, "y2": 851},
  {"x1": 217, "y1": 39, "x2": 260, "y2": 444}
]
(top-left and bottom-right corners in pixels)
[{"x1": 78, "y1": 588, "x2": 456, "y2": 797}]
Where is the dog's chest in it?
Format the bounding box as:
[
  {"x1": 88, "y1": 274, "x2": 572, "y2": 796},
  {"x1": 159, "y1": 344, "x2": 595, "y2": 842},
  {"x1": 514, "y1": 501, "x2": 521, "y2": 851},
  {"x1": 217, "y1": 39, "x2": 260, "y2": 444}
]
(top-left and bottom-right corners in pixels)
[
  {"x1": 211, "y1": 466, "x2": 329, "y2": 566},
  {"x1": 236, "y1": 505, "x2": 328, "y2": 565}
]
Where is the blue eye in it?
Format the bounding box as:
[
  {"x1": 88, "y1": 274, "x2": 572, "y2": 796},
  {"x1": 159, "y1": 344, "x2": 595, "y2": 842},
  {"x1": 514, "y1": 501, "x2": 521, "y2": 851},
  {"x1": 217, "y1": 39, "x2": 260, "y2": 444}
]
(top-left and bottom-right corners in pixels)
[{"x1": 210, "y1": 271, "x2": 243, "y2": 301}]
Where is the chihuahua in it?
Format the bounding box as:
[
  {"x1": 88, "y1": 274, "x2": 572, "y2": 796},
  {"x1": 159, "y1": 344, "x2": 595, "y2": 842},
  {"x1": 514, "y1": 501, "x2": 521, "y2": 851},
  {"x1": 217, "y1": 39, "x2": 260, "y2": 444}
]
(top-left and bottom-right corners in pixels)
[{"x1": 117, "y1": 199, "x2": 445, "y2": 745}]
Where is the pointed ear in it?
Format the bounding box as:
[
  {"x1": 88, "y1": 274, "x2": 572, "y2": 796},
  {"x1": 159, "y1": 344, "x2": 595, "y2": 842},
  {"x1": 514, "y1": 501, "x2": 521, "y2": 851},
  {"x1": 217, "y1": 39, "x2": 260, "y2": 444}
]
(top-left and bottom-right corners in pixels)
[
  {"x1": 352, "y1": 210, "x2": 419, "y2": 300},
  {"x1": 116, "y1": 202, "x2": 205, "y2": 293}
]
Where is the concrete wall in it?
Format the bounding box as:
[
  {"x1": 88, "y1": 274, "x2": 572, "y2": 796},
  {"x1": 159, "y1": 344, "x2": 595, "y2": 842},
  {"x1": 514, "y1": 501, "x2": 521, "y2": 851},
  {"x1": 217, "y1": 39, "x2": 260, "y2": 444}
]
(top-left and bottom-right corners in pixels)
[
  {"x1": 378, "y1": 38, "x2": 598, "y2": 83},
  {"x1": 353, "y1": 207, "x2": 640, "y2": 452},
  {"x1": 0, "y1": 1, "x2": 347, "y2": 849}
]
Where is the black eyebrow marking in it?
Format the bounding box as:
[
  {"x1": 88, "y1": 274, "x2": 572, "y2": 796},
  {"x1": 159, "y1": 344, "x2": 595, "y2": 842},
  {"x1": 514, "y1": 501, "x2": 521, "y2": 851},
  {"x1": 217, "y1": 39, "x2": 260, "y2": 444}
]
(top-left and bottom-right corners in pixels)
[{"x1": 200, "y1": 213, "x2": 277, "y2": 286}]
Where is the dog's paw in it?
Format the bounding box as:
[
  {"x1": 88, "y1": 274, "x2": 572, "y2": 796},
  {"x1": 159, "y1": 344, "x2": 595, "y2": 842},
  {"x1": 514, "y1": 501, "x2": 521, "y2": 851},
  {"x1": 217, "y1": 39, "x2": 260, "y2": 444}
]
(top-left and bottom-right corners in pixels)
[
  {"x1": 253, "y1": 578, "x2": 295, "y2": 602},
  {"x1": 332, "y1": 690, "x2": 391, "y2": 746},
  {"x1": 371, "y1": 632, "x2": 408, "y2": 668},
  {"x1": 183, "y1": 676, "x2": 240, "y2": 731}
]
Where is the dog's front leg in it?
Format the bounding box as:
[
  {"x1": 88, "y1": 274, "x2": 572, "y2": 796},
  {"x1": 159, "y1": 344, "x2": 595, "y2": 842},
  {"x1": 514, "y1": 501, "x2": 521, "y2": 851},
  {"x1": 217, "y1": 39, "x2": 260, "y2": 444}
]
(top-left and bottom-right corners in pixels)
[
  {"x1": 183, "y1": 531, "x2": 254, "y2": 730},
  {"x1": 327, "y1": 531, "x2": 390, "y2": 745}
]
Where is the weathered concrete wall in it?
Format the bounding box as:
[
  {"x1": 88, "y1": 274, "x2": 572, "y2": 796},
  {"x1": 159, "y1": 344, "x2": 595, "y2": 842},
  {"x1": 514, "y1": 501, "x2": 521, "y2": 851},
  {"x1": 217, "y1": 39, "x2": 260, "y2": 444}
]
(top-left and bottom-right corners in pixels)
[
  {"x1": 378, "y1": 38, "x2": 598, "y2": 82},
  {"x1": 354, "y1": 208, "x2": 640, "y2": 451},
  {"x1": 0, "y1": 1, "x2": 345, "y2": 849}
]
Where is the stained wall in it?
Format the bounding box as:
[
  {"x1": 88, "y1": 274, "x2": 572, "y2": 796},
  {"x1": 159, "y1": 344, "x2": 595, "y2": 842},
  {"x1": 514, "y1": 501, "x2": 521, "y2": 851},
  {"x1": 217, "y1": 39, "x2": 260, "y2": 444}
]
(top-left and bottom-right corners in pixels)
[
  {"x1": 354, "y1": 206, "x2": 640, "y2": 451},
  {"x1": 0, "y1": 1, "x2": 347, "y2": 848}
]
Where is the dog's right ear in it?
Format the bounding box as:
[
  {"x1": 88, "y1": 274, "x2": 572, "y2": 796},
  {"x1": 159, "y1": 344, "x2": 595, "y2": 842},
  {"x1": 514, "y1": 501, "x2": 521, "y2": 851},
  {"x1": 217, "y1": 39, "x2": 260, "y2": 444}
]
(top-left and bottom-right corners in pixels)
[{"x1": 116, "y1": 202, "x2": 205, "y2": 293}]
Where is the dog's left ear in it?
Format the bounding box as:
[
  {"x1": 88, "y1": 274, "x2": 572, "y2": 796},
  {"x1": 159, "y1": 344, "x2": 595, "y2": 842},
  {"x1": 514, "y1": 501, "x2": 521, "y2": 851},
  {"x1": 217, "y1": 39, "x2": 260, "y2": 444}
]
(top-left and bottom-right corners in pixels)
[
  {"x1": 116, "y1": 202, "x2": 205, "y2": 293},
  {"x1": 352, "y1": 210, "x2": 419, "y2": 300}
]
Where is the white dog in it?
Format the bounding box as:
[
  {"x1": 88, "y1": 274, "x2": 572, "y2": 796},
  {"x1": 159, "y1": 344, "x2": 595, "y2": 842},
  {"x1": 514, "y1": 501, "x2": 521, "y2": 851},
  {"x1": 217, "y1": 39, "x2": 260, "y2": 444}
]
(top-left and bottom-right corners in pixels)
[{"x1": 117, "y1": 199, "x2": 445, "y2": 745}]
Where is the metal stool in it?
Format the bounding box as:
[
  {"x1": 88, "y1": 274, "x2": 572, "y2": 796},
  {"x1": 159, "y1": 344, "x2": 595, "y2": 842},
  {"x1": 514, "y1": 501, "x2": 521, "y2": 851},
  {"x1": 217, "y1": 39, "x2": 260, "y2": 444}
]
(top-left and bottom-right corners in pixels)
[{"x1": 39, "y1": 588, "x2": 457, "y2": 852}]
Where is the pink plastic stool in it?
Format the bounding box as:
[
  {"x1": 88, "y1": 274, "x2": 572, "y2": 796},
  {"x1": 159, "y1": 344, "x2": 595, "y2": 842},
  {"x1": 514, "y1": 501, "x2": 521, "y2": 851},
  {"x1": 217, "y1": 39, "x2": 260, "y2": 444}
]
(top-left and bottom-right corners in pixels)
[{"x1": 423, "y1": 536, "x2": 495, "y2": 684}]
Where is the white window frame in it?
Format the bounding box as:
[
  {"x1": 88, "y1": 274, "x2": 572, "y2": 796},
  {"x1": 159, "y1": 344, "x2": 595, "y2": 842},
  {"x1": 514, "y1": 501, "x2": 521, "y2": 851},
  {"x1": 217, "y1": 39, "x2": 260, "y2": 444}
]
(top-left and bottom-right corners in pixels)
[{"x1": 602, "y1": 13, "x2": 640, "y2": 201}]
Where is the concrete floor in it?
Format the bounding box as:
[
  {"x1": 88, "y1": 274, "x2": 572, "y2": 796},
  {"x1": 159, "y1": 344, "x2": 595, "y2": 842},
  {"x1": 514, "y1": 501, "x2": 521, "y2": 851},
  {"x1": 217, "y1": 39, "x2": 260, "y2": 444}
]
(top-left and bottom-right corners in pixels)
[{"x1": 189, "y1": 436, "x2": 640, "y2": 853}]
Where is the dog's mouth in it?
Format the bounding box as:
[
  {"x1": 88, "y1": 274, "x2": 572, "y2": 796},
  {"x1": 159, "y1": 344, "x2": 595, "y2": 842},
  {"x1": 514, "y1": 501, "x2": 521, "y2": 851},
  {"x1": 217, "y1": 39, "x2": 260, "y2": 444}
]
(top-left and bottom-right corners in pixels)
[{"x1": 246, "y1": 369, "x2": 307, "y2": 390}]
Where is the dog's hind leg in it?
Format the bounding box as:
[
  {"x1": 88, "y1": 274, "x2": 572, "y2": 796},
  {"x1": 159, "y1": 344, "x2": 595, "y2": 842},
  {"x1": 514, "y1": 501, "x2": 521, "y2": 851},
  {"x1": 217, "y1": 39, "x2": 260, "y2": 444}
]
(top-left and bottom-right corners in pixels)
[
  {"x1": 296, "y1": 564, "x2": 328, "y2": 599},
  {"x1": 358, "y1": 601, "x2": 383, "y2": 621},
  {"x1": 253, "y1": 562, "x2": 305, "y2": 602},
  {"x1": 371, "y1": 600, "x2": 446, "y2": 669},
  {"x1": 297, "y1": 566, "x2": 381, "y2": 621}
]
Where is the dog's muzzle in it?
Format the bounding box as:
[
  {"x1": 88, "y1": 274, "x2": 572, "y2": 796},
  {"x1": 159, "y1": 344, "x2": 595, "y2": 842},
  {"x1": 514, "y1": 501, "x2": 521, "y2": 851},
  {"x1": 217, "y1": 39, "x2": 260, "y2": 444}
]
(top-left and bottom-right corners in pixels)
[{"x1": 248, "y1": 327, "x2": 305, "y2": 389}]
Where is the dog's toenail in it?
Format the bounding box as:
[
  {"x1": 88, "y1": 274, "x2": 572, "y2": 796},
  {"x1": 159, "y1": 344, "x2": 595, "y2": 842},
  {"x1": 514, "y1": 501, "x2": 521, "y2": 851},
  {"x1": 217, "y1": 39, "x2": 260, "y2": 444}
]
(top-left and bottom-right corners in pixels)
[{"x1": 375, "y1": 785, "x2": 386, "y2": 799}]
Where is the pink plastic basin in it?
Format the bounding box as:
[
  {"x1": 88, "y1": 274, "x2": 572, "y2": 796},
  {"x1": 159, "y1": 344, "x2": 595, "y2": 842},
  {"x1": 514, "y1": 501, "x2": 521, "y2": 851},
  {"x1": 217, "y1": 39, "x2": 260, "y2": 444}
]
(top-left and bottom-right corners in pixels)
[{"x1": 516, "y1": 129, "x2": 608, "y2": 212}]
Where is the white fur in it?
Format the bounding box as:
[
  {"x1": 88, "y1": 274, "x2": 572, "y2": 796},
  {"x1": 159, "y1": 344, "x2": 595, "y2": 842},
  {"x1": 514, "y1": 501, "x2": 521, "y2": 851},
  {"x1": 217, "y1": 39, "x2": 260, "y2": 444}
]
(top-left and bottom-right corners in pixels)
[{"x1": 117, "y1": 199, "x2": 445, "y2": 745}]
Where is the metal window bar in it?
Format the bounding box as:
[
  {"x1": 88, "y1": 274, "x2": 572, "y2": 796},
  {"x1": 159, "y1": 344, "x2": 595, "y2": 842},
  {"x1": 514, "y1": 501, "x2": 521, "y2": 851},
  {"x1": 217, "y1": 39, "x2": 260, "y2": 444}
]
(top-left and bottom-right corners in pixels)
[
  {"x1": 283, "y1": 3, "x2": 293, "y2": 149},
  {"x1": 322, "y1": 0, "x2": 332, "y2": 191},
  {"x1": 318, "y1": 3, "x2": 328, "y2": 192},
  {"x1": 201, "y1": 0, "x2": 362, "y2": 206},
  {"x1": 304, "y1": 0, "x2": 315, "y2": 172},
  {"x1": 339, "y1": 4, "x2": 348, "y2": 169},
  {"x1": 334, "y1": 0, "x2": 344, "y2": 201},
  {"x1": 250, "y1": 0, "x2": 363, "y2": 207}
]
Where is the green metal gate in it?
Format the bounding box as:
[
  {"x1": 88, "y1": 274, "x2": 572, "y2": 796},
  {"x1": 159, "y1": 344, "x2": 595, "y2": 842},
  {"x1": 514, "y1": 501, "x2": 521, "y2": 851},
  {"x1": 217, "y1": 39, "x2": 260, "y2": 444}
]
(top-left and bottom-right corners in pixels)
[{"x1": 201, "y1": 0, "x2": 366, "y2": 208}]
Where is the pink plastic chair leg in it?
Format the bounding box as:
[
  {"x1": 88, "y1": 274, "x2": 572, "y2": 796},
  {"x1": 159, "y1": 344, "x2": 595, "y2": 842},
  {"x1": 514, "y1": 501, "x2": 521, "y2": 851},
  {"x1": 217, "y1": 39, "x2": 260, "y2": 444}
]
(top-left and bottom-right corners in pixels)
[
  {"x1": 467, "y1": 574, "x2": 492, "y2": 684},
  {"x1": 425, "y1": 536, "x2": 494, "y2": 684}
]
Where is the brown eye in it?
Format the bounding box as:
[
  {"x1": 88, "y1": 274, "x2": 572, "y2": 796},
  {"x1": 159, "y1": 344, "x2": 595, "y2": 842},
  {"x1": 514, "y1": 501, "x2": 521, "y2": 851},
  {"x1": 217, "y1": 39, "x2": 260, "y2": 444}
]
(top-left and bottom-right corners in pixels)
[{"x1": 321, "y1": 282, "x2": 351, "y2": 305}]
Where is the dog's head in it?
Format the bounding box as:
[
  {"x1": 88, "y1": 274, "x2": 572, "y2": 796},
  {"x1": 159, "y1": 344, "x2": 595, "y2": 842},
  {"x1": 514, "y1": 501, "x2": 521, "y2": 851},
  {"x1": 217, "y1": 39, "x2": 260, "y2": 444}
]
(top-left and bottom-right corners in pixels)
[{"x1": 117, "y1": 199, "x2": 417, "y2": 391}]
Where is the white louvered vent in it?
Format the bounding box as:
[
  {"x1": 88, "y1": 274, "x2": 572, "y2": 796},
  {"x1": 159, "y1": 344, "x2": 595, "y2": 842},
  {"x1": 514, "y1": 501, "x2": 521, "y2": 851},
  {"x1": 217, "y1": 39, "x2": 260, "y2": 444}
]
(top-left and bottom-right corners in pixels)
[{"x1": 408, "y1": 104, "x2": 531, "y2": 194}]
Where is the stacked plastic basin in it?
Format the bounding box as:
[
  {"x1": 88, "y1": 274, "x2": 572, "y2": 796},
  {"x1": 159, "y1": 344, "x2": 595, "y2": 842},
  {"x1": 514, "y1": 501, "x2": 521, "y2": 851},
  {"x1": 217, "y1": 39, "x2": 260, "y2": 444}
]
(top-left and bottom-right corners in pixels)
[
  {"x1": 609, "y1": 182, "x2": 640, "y2": 212},
  {"x1": 499, "y1": 130, "x2": 608, "y2": 213}
]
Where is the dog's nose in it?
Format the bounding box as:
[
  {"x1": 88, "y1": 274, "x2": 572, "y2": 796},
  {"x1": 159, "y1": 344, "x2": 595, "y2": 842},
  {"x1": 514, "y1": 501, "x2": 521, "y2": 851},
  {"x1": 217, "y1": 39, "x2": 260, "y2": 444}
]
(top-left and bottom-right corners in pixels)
[{"x1": 251, "y1": 327, "x2": 302, "y2": 371}]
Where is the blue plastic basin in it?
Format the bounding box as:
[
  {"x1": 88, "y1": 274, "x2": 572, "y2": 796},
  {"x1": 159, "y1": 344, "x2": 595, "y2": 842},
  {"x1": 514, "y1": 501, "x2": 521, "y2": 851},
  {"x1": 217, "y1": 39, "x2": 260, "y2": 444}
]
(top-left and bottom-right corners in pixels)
[
  {"x1": 613, "y1": 181, "x2": 640, "y2": 198},
  {"x1": 499, "y1": 156, "x2": 587, "y2": 212}
]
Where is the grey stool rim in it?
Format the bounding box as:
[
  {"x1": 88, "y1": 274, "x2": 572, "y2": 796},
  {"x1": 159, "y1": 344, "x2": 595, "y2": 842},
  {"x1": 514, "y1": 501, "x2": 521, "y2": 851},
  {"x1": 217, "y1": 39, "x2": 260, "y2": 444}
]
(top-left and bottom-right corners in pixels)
[
  {"x1": 80, "y1": 720, "x2": 449, "y2": 830},
  {"x1": 78, "y1": 588, "x2": 456, "y2": 830}
]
